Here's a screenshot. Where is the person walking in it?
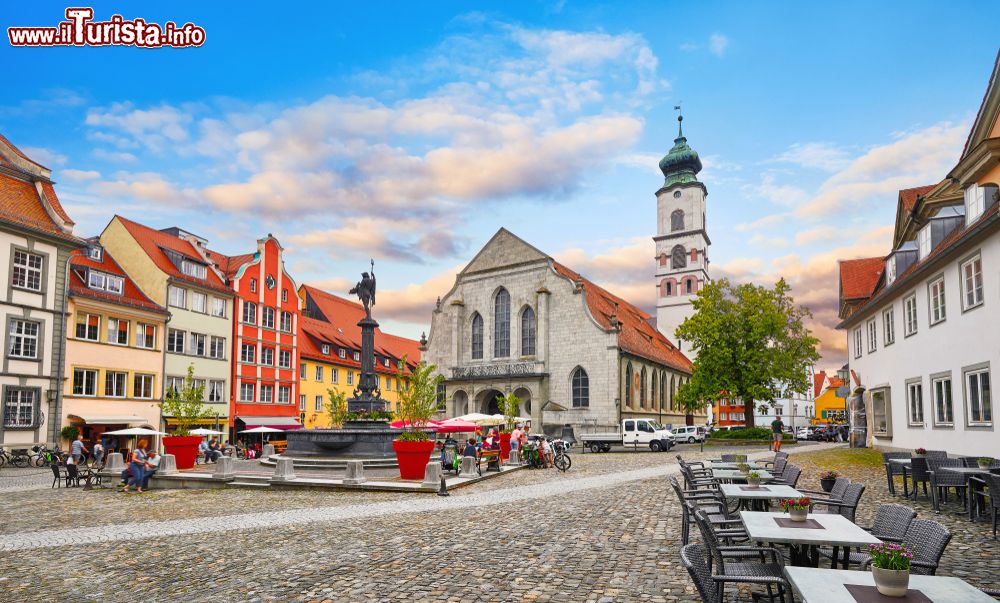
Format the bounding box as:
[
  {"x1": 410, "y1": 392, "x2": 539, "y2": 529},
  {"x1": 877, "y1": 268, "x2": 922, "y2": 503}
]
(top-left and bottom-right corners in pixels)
[
  {"x1": 70, "y1": 433, "x2": 88, "y2": 465},
  {"x1": 93, "y1": 440, "x2": 105, "y2": 467},
  {"x1": 770, "y1": 416, "x2": 785, "y2": 452},
  {"x1": 122, "y1": 439, "x2": 149, "y2": 494}
]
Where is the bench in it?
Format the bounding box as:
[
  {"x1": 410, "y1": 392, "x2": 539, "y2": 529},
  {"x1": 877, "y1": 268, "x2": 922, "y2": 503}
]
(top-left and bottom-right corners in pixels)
[{"x1": 478, "y1": 449, "x2": 502, "y2": 474}]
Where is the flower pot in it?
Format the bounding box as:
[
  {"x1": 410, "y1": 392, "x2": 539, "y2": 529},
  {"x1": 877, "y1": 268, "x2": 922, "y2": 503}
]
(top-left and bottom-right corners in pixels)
[
  {"x1": 747, "y1": 477, "x2": 761, "y2": 488},
  {"x1": 820, "y1": 477, "x2": 837, "y2": 492},
  {"x1": 162, "y1": 436, "x2": 203, "y2": 470},
  {"x1": 978, "y1": 461, "x2": 992, "y2": 470},
  {"x1": 499, "y1": 432, "x2": 512, "y2": 463},
  {"x1": 788, "y1": 507, "x2": 808, "y2": 522},
  {"x1": 872, "y1": 566, "x2": 910, "y2": 597},
  {"x1": 392, "y1": 439, "x2": 435, "y2": 480}
]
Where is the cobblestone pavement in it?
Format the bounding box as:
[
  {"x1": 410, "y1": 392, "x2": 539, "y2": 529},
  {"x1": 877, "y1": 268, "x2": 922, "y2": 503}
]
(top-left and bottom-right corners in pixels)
[
  {"x1": 0, "y1": 443, "x2": 899, "y2": 603},
  {"x1": 0, "y1": 467, "x2": 53, "y2": 492}
]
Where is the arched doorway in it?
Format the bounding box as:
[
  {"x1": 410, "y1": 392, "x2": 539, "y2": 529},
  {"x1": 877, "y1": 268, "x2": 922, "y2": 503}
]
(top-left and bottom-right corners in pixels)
[
  {"x1": 453, "y1": 390, "x2": 468, "y2": 416},
  {"x1": 513, "y1": 387, "x2": 532, "y2": 417},
  {"x1": 479, "y1": 389, "x2": 504, "y2": 415}
]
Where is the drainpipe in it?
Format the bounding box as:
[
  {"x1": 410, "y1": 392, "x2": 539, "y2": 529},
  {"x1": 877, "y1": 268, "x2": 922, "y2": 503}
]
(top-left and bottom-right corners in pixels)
[
  {"x1": 159, "y1": 287, "x2": 173, "y2": 453},
  {"x1": 49, "y1": 254, "x2": 73, "y2": 445}
]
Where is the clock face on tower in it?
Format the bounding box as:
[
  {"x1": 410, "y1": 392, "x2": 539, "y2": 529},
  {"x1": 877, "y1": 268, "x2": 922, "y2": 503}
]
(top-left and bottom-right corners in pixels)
[
  {"x1": 673, "y1": 190, "x2": 682, "y2": 198},
  {"x1": 265, "y1": 274, "x2": 276, "y2": 290}
]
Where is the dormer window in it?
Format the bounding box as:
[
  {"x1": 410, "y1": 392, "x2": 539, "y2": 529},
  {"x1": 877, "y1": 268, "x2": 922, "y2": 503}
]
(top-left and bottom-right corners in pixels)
[
  {"x1": 965, "y1": 183, "x2": 999, "y2": 225},
  {"x1": 180, "y1": 259, "x2": 207, "y2": 279},
  {"x1": 87, "y1": 270, "x2": 124, "y2": 295},
  {"x1": 87, "y1": 246, "x2": 103, "y2": 261},
  {"x1": 338, "y1": 348, "x2": 346, "y2": 358},
  {"x1": 885, "y1": 256, "x2": 896, "y2": 286},
  {"x1": 917, "y1": 224, "x2": 931, "y2": 260},
  {"x1": 321, "y1": 344, "x2": 330, "y2": 355}
]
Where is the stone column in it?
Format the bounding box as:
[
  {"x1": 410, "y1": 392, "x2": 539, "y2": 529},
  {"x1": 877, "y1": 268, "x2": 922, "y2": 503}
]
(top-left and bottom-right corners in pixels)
[
  {"x1": 262, "y1": 443, "x2": 275, "y2": 459},
  {"x1": 158, "y1": 454, "x2": 178, "y2": 476},
  {"x1": 104, "y1": 452, "x2": 125, "y2": 473},
  {"x1": 272, "y1": 457, "x2": 296, "y2": 482},
  {"x1": 343, "y1": 460, "x2": 366, "y2": 485},
  {"x1": 459, "y1": 456, "x2": 476, "y2": 476},
  {"x1": 533, "y1": 289, "x2": 550, "y2": 428},
  {"x1": 422, "y1": 461, "x2": 443, "y2": 488},
  {"x1": 213, "y1": 456, "x2": 235, "y2": 480}
]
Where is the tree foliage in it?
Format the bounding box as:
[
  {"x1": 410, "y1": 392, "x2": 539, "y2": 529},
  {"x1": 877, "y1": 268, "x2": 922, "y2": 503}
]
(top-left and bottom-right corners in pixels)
[
  {"x1": 394, "y1": 356, "x2": 443, "y2": 442},
  {"x1": 498, "y1": 391, "x2": 522, "y2": 432},
  {"x1": 325, "y1": 388, "x2": 349, "y2": 428},
  {"x1": 160, "y1": 364, "x2": 213, "y2": 436},
  {"x1": 675, "y1": 278, "x2": 820, "y2": 428}
]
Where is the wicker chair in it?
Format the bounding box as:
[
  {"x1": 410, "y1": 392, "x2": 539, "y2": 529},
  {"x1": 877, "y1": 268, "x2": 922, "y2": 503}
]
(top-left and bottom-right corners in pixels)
[
  {"x1": 671, "y1": 475, "x2": 733, "y2": 544},
  {"x1": 768, "y1": 456, "x2": 789, "y2": 478},
  {"x1": 971, "y1": 473, "x2": 1000, "y2": 539},
  {"x1": 882, "y1": 451, "x2": 911, "y2": 495},
  {"x1": 908, "y1": 457, "x2": 931, "y2": 500},
  {"x1": 690, "y1": 511, "x2": 791, "y2": 602},
  {"x1": 927, "y1": 458, "x2": 969, "y2": 512},
  {"x1": 863, "y1": 519, "x2": 951, "y2": 575},
  {"x1": 772, "y1": 465, "x2": 801, "y2": 488},
  {"x1": 799, "y1": 476, "x2": 850, "y2": 502},
  {"x1": 720, "y1": 454, "x2": 749, "y2": 463},
  {"x1": 819, "y1": 503, "x2": 916, "y2": 568},
  {"x1": 924, "y1": 450, "x2": 948, "y2": 459},
  {"x1": 812, "y1": 482, "x2": 866, "y2": 522},
  {"x1": 760, "y1": 451, "x2": 788, "y2": 469}
]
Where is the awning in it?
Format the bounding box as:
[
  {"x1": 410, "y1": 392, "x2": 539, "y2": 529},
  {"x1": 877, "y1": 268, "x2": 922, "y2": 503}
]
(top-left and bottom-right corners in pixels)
[
  {"x1": 67, "y1": 414, "x2": 149, "y2": 425},
  {"x1": 236, "y1": 416, "x2": 303, "y2": 430}
]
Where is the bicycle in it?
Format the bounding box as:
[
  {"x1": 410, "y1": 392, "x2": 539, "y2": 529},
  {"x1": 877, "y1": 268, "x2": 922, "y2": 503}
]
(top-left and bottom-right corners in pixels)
[
  {"x1": 552, "y1": 439, "x2": 572, "y2": 472},
  {"x1": 9, "y1": 448, "x2": 32, "y2": 468}
]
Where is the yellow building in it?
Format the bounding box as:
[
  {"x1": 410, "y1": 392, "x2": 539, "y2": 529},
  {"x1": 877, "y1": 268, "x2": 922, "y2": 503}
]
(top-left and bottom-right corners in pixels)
[
  {"x1": 62, "y1": 243, "x2": 168, "y2": 447},
  {"x1": 812, "y1": 376, "x2": 847, "y2": 424},
  {"x1": 297, "y1": 285, "x2": 421, "y2": 428}
]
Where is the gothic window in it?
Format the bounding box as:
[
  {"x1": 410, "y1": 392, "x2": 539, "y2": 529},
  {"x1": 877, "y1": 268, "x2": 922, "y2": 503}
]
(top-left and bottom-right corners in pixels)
[
  {"x1": 640, "y1": 367, "x2": 647, "y2": 409},
  {"x1": 625, "y1": 363, "x2": 633, "y2": 408},
  {"x1": 685, "y1": 278, "x2": 694, "y2": 294},
  {"x1": 670, "y1": 375, "x2": 676, "y2": 410},
  {"x1": 520, "y1": 306, "x2": 536, "y2": 356},
  {"x1": 572, "y1": 367, "x2": 589, "y2": 408},
  {"x1": 665, "y1": 281, "x2": 673, "y2": 296},
  {"x1": 671, "y1": 209, "x2": 685, "y2": 232},
  {"x1": 494, "y1": 288, "x2": 510, "y2": 358},
  {"x1": 660, "y1": 371, "x2": 667, "y2": 410},
  {"x1": 651, "y1": 371, "x2": 658, "y2": 410},
  {"x1": 671, "y1": 245, "x2": 687, "y2": 269},
  {"x1": 471, "y1": 313, "x2": 483, "y2": 360}
]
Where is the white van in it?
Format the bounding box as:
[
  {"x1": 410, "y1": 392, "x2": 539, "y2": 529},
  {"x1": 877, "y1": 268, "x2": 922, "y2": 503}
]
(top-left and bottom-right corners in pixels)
[{"x1": 672, "y1": 425, "x2": 706, "y2": 443}]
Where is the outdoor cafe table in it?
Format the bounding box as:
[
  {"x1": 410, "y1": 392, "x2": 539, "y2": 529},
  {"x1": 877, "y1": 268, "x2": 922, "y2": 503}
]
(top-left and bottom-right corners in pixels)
[
  {"x1": 711, "y1": 468, "x2": 774, "y2": 482},
  {"x1": 889, "y1": 458, "x2": 913, "y2": 497},
  {"x1": 739, "y1": 511, "x2": 881, "y2": 567},
  {"x1": 709, "y1": 461, "x2": 764, "y2": 470},
  {"x1": 941, "y1": 466, "x2": 997, "y2": 521},
  {"x1": 719, "y1": 483, "x2": 802, "y2": 511},
  {"x1": 783, "y1": 567, "x2": 996, "y2": 602}
]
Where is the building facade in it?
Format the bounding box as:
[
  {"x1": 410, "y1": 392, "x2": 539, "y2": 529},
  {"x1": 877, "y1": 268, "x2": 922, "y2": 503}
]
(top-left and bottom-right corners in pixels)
[
  {"x1": 0, "y1": 135, "x2": 83, "y2": 446},
  {"x1": 297, "y1": 285, "x2": 420, "y2": 428},
  {"x1": 837, "y1": 52, "x2": 1000, "y2": 456},
  {"x1": 655, "y1": 115, "x2": 711, "y2": 353},
  {"x1": 100, "y1": 217, "x2": 234, "y2": 432},
  {"x1": 207, "y1": 236, "x2": 301, "y2": 432},
  {"x1": 812, "y1": 372, "x2": 846, "y2": 425},
  {"x1": 62, "y1": 242, "x2": 168, "y2": 444},
  {"x1": 424, "y1": 228, "x2": 702, "y2": 436}
]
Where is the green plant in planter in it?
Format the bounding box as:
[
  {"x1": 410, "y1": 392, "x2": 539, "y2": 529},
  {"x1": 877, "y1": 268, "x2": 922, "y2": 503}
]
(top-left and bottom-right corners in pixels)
[
  {"x1": 60, "y1": 425, "x2": 79, "y2": 442},
  {"x1": 977, "y1": 457, "x2": 993, "y2": 468},
  {"x1": 498, "y1": 391, "x2": 522, "y2": 433},
  {"x1": 393, "y1": 357, "x2": 442, "y2": 442},
  {"x1": 820, "y1": 470, "x2": 839, "y2": 481},
  {"x1": 160, "y1": 364, "x2": 212, "y2": 436},
  {"x1": 868, "y1": 543, "x2": 912, "y2": 570},
  {"x1": 736, "y1": 462, "x2": 750, "y2": 473},
  {"x1": 325, "y1": 388, "x2": 349, "y2": 428}
]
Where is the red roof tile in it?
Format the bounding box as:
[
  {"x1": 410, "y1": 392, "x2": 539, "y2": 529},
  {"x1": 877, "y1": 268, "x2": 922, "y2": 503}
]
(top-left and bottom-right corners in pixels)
[
  {"x1": 898, "y1": 184, "x2": 937, "y2": 213},
  {"x1": 551, "y1": 262, "x2": 692, "y2": 373},
  {"x1": 115, "y1": 216, "x2": 232, "y2": 294},
  {"x1": 839, "y1": 257, "x2": 884, "y2": 300},
  {"x1": 68, "y1": 247, "x2": 167, "y2": 314},
  {"x1": 205, "y1": 249, "x2": 257, "y2": 278},
  {"x1": 827, "y1": 376, "x2": 845, "y2": 388},
  {"x1": 0, "y1": 140, "x2": 80, "y2": 243},
  {"x1": 813, "y1": 371, "x2": 827, "y2": 398},
  {"x1": 0, "y1": 133, "x2": 49, "y2": 171}
]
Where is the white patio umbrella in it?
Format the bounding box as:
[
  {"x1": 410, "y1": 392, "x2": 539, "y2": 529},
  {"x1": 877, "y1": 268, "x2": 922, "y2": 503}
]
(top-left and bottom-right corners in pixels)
[
  {"x1": 189, "y1": 427, "x2": 224, "y2": 436},
  {"x1": 103, "y1": 427, "x2": 167, "y2": 457},
  {"x1": 239, "y1": 426, "x2": 284, "y2": 449},
  {"x1": 454, "y1": 413, "x2": 496, "y2": 424}
]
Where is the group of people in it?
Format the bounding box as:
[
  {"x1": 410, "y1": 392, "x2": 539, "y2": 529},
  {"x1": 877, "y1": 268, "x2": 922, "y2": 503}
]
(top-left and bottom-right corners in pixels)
[
  {"x1": 433, "y1": 423, "x2": 558, "y2": 469},
  {"x1": 198, "y1": 437, "x2": 225, "y2": 463},
  {"x1": 119, "y1": 439, "x2": 160, "y2": 494}
]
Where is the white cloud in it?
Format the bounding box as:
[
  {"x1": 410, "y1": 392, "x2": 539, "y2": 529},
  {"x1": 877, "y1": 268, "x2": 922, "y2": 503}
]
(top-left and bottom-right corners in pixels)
[
  {"x1": 708, "y1": 33, "x2": 729, "y2": 57},
  {"x1": 59, "y1": 169, "x2": 101, "y2": 181},
  {"x1": 772, "y1": 142, "x2": 852, "y2": 172},
  {"x1": 89, "y1": 171, "x2": 197, "y2": 205},
  {"x1": 92, "y1": 149, "x2": 137, "y2": 163},
  {"x1": 794, "y1": 225, "x2": 840, "y2": 245},
  {"x1": 735, "y1": 212, "x2": 792, "y2": 232},
  {"x1": 85, "y1": 102, "x2": 193, "y2": 152},
  {"x1": 21, "y1": 146, "x2": 67, "y2": 167}
]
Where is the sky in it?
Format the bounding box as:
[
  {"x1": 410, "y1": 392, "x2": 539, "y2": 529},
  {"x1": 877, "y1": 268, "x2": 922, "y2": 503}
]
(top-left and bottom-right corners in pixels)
[{"x1": 2, "y1": 2, "x2": 999, "y2": 372}]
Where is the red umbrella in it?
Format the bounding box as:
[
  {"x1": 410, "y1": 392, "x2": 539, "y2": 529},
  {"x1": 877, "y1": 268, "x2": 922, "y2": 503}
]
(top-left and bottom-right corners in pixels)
[
  {"x1": 433, "y1": 419, "x2": 481, "y2": 434},
  {"x1": 389, "y1": 419, "x2": 441, "y2": 429}
]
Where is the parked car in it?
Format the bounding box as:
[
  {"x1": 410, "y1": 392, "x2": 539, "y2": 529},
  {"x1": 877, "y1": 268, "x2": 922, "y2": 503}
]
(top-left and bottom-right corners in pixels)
[
  {"x1": 672, "y1": 426, "x2": 706, "y2": 443},
  {"x1": 580, "y1": 419, "x2": 676, "y2": 452},
  {"x1": 795, "y1": 427, "x2": 813, "y2": 440}
]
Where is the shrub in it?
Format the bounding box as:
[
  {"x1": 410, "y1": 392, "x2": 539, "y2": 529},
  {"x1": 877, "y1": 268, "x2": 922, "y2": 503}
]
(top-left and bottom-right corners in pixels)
[
  {"x1": 60, "y1": 425, "x2": 79, "y2": 441},
  {"x1": 709, "y1": 427, "x2": 772, "y2": 440}
]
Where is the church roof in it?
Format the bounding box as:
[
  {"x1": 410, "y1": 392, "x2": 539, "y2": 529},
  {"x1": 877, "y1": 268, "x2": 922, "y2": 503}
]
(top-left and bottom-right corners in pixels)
[
  {"x1": 68, "y1": 246, "x2": 168, "y2": 315},
  {"x1": 658, "y1": 116, "x2": 702, "y2": 188},
  {"x1": 0, "y1": 133, "x2": 81, "y2": 244}
]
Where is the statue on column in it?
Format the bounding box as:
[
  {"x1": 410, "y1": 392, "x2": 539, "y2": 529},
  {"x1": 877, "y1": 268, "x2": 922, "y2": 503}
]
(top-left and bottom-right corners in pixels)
[{"x1": 350, "y1": 259, "x2": 377, "y2": 318}]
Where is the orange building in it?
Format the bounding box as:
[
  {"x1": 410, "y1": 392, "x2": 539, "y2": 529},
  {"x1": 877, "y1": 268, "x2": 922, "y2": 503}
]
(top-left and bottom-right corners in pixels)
[{"x1": 206, "y1": 236, "x2": 301, "y2": 434}]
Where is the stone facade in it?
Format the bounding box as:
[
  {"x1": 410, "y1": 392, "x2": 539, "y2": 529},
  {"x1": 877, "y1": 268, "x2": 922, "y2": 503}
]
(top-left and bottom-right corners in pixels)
[{"x1": 424, "y1": 229, "x2": 700, "y2": 436}]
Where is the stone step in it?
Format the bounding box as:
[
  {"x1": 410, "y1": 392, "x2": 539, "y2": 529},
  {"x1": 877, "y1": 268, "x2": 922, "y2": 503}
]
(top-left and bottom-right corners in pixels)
[{"x1": 227, "y1": 481, "x2": 270, "y2": 488}]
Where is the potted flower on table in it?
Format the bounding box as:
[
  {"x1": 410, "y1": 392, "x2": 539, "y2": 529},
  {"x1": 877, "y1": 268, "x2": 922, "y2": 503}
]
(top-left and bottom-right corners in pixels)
[
  {"x1": 868, "y1": 542, "x2": 913, "y2": 597},
  {"x1": 392, "y1": 359, "x2": 443, "y2": 480},
  {"x1": 746, "y1": 470, "x2": 762, "y2": 488},
  {"x1": 977, "y1": 457, "x2": 994, "y2": 470},
  {"x1": 779, "y1": 497, "x2": 811, "y2": 522},
  {"x1": 819, "y1": 470, "x2": 839, "y2": 492},
  {"x1": 736, "y1": 462, "x2": 751, "y2": 474},
  {"x1": 914, "y1": 447, "x2": 927, "y2": 457}
]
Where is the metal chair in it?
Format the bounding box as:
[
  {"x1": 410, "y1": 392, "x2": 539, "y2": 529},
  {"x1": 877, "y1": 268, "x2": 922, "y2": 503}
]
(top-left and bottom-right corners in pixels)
[
  {"x1": 927, "y1": 458, "x2": 968, "y2": 512},
  {"x1": 812, "y1": 482, "x2": 866, "y2": 522},
  {"x1": 819, "y1": 503, "x2": 916, "y2": 568},
  {"x1": 50, "y1": 464, "x2": 64, "y2": 488},
  {"x1": 924, "y1": 450, "x2": 948, "y2": 460},
  {"x1": 799, "y1": 476, "x2": 850, "y2": 502},
  {"x1": 671, "y1": 475, "x2": 731, "y2": 544},
  {"x1": 772, "y1": 465, "x2": 801, "y2": 488},
  {"x1": 882, "y1": 451, "x2": 910, "y2": 495},
  {"x1": 720, "y1": 454, "x2": 748, "y2": 463},
  {"x1": 690, "y1": 511, "x2": 791, "y2": 602},
  {"x1": 863, "y1": 519, "x2": 951, "y2": 575},
  {"x1": 768, "y1": 456, "x2": 789, "y2": 478},
  {"x1": 971, "y1": 473, "x2": 1000, "y2": 539},
  {"x1": 907, "y1": 457, "x2": 931, "y2": 500},
  {"x1": 680, "y1": 543, "x2": 725, "y2": 603}
]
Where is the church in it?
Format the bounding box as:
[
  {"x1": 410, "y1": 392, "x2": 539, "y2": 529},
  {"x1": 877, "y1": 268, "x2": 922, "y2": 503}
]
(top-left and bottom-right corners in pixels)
[{"x1": 422, "y1": 116, "x2": 711, "y2": 435}]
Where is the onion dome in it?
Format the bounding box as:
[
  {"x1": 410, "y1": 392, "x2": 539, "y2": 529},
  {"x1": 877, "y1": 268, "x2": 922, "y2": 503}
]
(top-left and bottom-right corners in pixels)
[{"x1": 659, "y1": 114, "x2": 702, "y2": 187}]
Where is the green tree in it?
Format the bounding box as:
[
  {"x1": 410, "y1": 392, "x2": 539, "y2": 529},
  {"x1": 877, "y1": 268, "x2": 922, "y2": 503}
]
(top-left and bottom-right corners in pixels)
[
  {"x1": 160, "y1": 364, "x2": 213, "y2": 436},
  {"x1": 497, "y1": 391, "x2": 522, "y2": 432},
  {"x1": 393, "y1": 356, "x2": 443, "y2": 441},
  {"x1": 325, "y1": 388, "x2": 349, "y2": 428},
  {"x1": 675, "y1": 278, "x2": 820, "y2": 428}
]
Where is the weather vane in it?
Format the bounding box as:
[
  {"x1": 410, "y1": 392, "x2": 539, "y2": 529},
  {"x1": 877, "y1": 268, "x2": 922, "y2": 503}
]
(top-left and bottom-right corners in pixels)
[{"x1": 674, "y1": 102, "x2": 683, "y2": 136}]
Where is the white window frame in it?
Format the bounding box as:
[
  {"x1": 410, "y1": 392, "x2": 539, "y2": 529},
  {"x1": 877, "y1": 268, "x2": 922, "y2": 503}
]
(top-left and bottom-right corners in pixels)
[
  {"x1": 87, "y1": 246, "x2": 103, "y2": 261},
  {"x1": 137, "y1": 323, "x2": 156, "y2": 349},
  {"x1": 8, "y1": 319, "x2": 40, "y2": 359},
  {"x1": 300, "y1": 363, "x2": 307, "y2": 379},
  {"x1": 108, "y1": 318, "x2": 129, "y2": 346},
  {"x1": 315, "y1": 366, "x2": 324, "y2": 381},
  {"x1": 903, "y1": 294, "x2": 918, "y2": 336},
  {"x1": 314, "y1": 395, "x2": 323, "y2": 412},
  {"x1": 321, "y1": 344, "x2": 330, "y2": 355},
  {"x1": 212, "y1": 297, "x2": 227, "y2": 318},
  {"x1": 262, "y1": 306, "x2": 275, "y2": 329},
  {"x1": 338, "y1": 348, "x2": 346, "y2": 359},
  {"x1": 866, "y1": 319, "x2": 877, "y2": 353},
  {"x1": 331, "y1": 368, "x2": 338, "y2": 384},
  {"x1": 882, "y1": 307, "x2": 895, "y2": 346},
  {"x1": 191, "y1": 291, "x2": 208, "y2": 314},
  {"x1": 278, "y1": 386, "x2": 291, "y2": 404},
  {"x1": 928, "y1": 276, "x2": 946, "y2": 325},
  {"x1": 260, "y1": 384, "x2": 273, "y2": 403},
  {"x1": 278, "y1": 350, "x2": 291, "y2": 369},
  {"x1": 209, "y1": 336, "x2": 226, "y2": 359},
  {"x1": 853, "y1": 328, "x2": 862, "y2": 359},
  {"x1": 353, "y1": 351, "x2": 360, "y2": 362},
  {"x1": 105, "y1": 371, "x2": 127, "y2": 398},
  {"x1": 917, "y1": 224, "x2": 931, "y2": 260},
  {"x1": 960, "y1": 255, "x2": 984, "y2": 311},
  {"x1": 75, "y1": 313, "x2": 101, "y2": 342},
  {"x1": 180, "y1": 259, "x2": 207, "y2": 279},
  {"x1": 133, "y1": 373, "x2": 155, "y2": 399},
  {"x1": 347, "y1": 371, "x2": 354, "y2": 386},
  {"x1": 261, "y1": 347, "x2": 274, "y2": 366},
  {"x1": 280, "y1": 311, "x2": 293, "y2": 333},
  {"x1": 12, "y1": 249, "x2": 43, "y2": 291},
  {"x1": 208, "y1": 380, "x2": 225, "y2": 403},
  {"x1": 87, "y1": 270, "x2": 106, "y2": 290},
  {"x1": 964, "y1": 366, "x2": 992, "y2": 426},
  {"x1": 167, "y1": 328, "x2": 185, "y2": 354},
  {"x1": 239, "y1": 383, "x2": 255, "y2": 402},
  {"x1": 965, "y1": 183, "x2": 986, "y2": 223},
  {"x1": 932, "y1": 376, "x2": 954, "y2": 426},
  {"x1": 190, "y1": 332, "x2": 206, "y2": 357},
  {"x1": 870, "y1": 387, "x2": 891, "y2": 436},
  {"x1": 240, "y1": 343, "x2": 256, "y2": 364},
  {"x1": 3, "y1": 388, "x2": 36, "y2": 428},
  {"x1": 73, "y1": 368, "x2": 98, "y2": 397},
  {"x1": 299, "y1": 394, "x2": 306, "y2": 411},
  {"x1": 168, "y1": 285, "x2": 187, "y2": 309},
  {"x1": 906, "y1": 380, "x2": 923, "y2": 426},
  {"x1": 242, "y1": 301, "x2": 256, "y2": 324}
]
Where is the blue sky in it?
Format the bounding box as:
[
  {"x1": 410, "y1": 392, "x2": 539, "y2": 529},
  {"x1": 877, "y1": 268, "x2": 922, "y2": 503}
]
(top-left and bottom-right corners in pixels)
[{"x1": 3, "y1": 2, "x2": 999, "y2": 369}]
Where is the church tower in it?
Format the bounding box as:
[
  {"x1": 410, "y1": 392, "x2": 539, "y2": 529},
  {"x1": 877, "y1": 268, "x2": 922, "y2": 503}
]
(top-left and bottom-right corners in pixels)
[{"x1": 654, "y1": 112, "x2": 710, "y2": 353}]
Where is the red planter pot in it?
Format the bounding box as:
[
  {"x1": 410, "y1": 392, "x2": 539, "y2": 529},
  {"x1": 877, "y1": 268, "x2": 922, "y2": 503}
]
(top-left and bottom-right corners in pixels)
[
  {"x1": 393, "y1": 439, "x2": 435, "y2": 480},
  {"x1": 499, "y1": 432, "x2": 512, "y2": 462},
  {"x1": 163, "y1": 435, "x2": 202, "y2": 470}
]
